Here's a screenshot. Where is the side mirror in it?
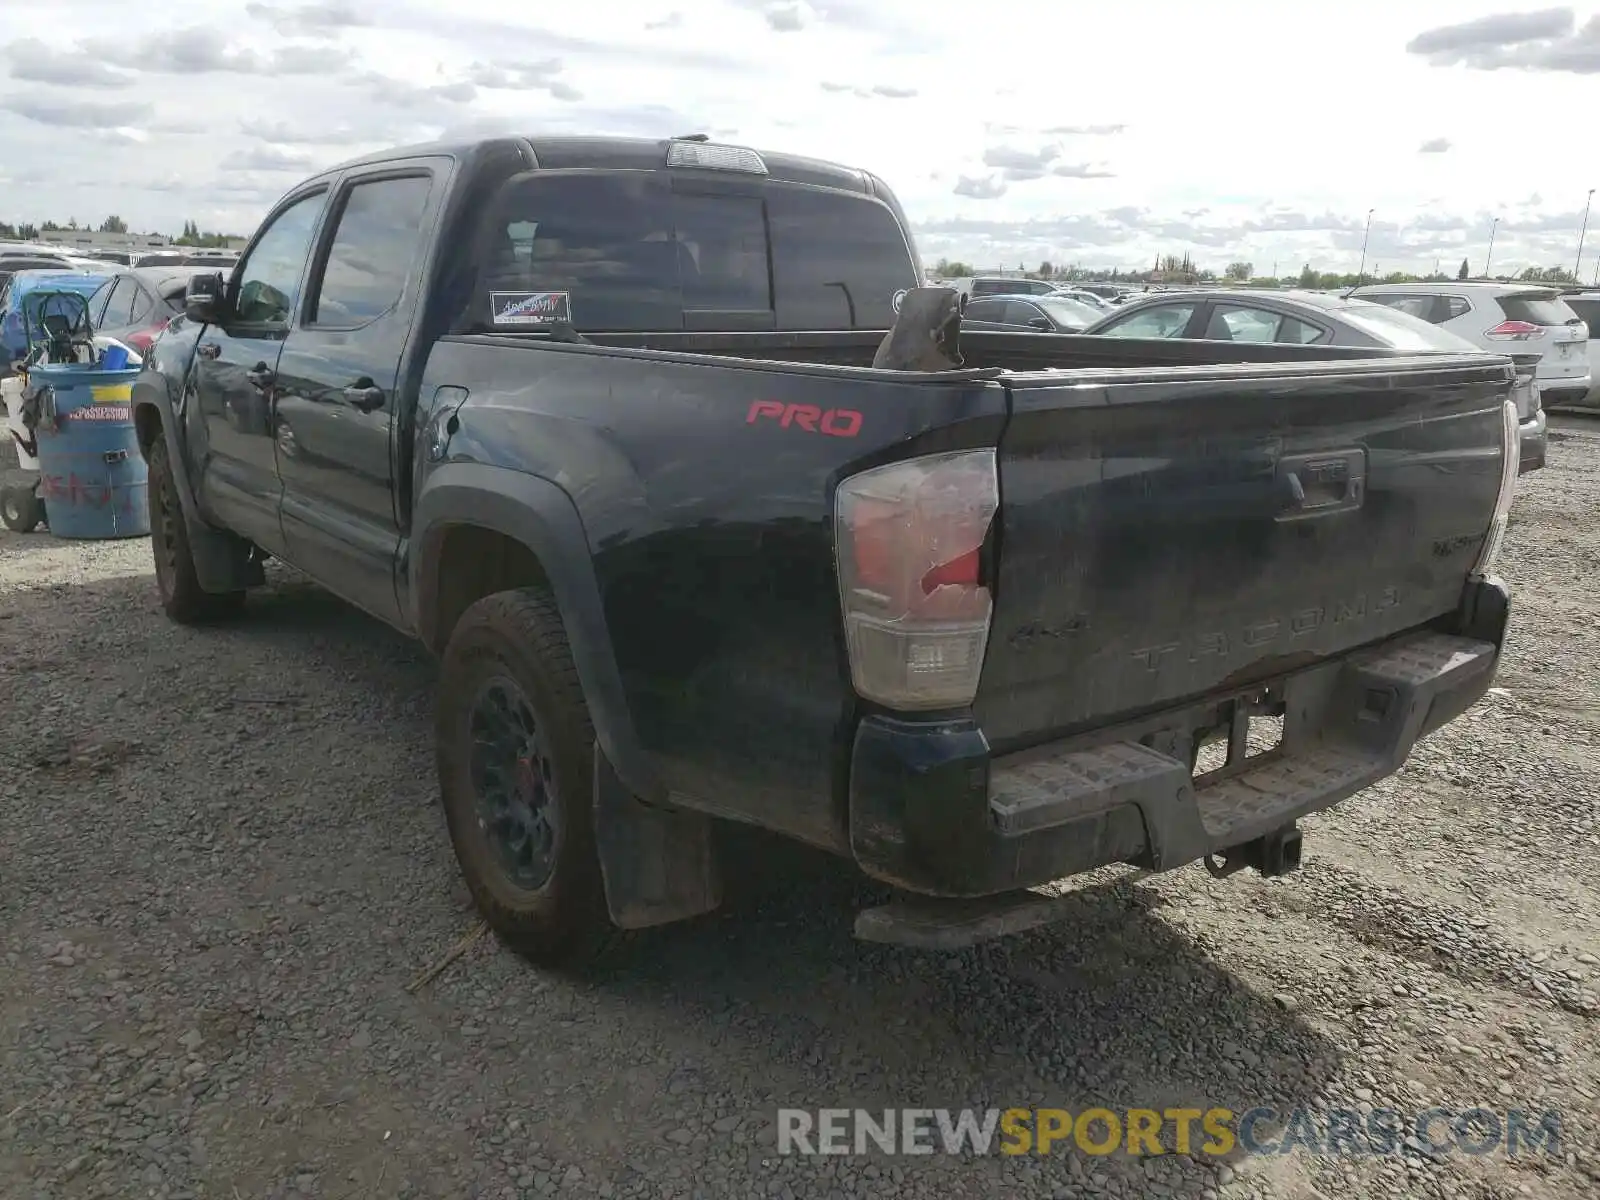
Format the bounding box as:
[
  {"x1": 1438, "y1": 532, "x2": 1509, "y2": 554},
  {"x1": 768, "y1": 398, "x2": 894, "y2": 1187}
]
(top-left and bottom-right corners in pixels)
[
  {"x1": 1027, "y1": 316, "x2": 1052, "y2": 331},
  {"x1": 184, "y1": 272, "x2": 227, "y2": 325}
]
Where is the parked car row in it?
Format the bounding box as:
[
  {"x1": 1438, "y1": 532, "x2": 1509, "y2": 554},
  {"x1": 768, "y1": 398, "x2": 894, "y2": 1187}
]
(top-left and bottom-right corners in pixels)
[
  {"x1": 926, "y1": 283, "x2": 1553, "y2": 472},
  {"x1": 0, "y1": 241, "x2": 232, "y2": 367},
  {"x1": 1351, "y1": 281, "x2": 1594, "y2": 409}
]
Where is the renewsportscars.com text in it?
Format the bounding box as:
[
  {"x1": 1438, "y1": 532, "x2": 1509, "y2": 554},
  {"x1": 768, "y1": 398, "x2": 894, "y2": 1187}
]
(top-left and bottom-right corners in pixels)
[{"x1": 776, "y1": 1107, "x2": 1562, "y2": 1159}]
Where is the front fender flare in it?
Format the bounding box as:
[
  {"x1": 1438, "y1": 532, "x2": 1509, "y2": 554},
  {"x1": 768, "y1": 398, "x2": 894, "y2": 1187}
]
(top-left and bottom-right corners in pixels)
[
  {"x1": 131, "y1": 371, "x2": 256, "y2": 594},
  {"x1": 131, "y1": 371, "x2": 205, "y2": 530},
  {"x1": 410, "y1": 463, "x2": 664, "y2": 805}
]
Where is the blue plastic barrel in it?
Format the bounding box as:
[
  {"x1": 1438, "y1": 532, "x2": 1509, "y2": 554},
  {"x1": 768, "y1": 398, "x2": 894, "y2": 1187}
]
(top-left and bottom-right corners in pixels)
[{"x1": 31, "y1": 363, "x2": 150, "y2": 539}]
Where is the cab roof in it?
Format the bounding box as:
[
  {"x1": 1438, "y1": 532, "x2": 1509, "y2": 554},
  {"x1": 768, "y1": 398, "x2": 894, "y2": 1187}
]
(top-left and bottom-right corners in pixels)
[{"x1": 316, "y1": 135, "x2": 876, "y2": 196}]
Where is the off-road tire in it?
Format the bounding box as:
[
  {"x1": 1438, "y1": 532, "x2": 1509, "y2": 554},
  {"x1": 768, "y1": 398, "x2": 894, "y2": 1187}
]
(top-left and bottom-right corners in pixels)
[
  {"x1": 436, "y1": 588, "x2": 624, "y2": 969},
  {"x1": 147, "y1": 434, "x2": 246, "y2": 623},
  {"x1": 1, "y1": 484, "x2": 43, "y2": 533}
]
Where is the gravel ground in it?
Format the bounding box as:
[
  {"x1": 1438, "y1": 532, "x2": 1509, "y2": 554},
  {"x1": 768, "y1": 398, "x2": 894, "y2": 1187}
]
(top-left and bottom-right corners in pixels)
[{"x1": 2, "y1": 422, "x2": 1598, "y2": 1200}]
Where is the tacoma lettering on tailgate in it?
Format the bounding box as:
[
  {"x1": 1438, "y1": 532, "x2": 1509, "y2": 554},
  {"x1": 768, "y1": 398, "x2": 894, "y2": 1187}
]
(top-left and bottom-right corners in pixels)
[{"x1": 1130, "y1": 587, "x2": 1401, "y2": 672}]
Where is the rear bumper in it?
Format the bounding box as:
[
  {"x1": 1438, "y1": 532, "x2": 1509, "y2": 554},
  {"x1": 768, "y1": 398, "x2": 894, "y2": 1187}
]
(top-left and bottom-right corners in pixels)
[
  {"x1": 848, "y1": 576, "x2": 1510, "y2": 897},
  {"x1": 1540, "y1": 368, "x2": 1593, "y2": 406},
  {"x1": 1519, "y1": 409, "x2": 1547, "y2": 473},
  {"x1": 1543, "y1": 383, "x2": 1600, "y2": 410}
]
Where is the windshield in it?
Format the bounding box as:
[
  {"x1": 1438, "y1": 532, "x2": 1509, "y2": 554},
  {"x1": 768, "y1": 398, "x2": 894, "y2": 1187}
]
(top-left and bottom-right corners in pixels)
[
  {"x1": 1037, "y1": 297, "x2": 1102, "y2": 327},
  {"x1": 1334, "y1": 302, "x2": 1482, "y2": 352}
]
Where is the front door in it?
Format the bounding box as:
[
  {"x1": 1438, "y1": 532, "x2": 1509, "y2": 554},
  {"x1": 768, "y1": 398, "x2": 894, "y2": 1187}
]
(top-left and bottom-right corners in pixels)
[
  {"x1": 274, "y1": 170, "x2": 438, "y2": 627},
  {"x1": 192, "y1": 190, "x2": 327, "y2": 554}
]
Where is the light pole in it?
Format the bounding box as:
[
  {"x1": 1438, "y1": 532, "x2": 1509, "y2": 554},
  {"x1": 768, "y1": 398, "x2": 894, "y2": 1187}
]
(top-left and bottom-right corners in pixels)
[
  {"x1": 1485, "y1": 217, "x2": 1499, "y2": 278},
  {"x1": 1356, "y1": 208, "x2": 1374, "y2": 283},
  {"x1": 1576, "y1": 188, "x2": 1595, "y2": 281}
]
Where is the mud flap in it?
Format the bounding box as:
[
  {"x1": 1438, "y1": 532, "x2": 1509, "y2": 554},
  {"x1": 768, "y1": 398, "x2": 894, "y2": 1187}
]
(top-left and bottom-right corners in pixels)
[{"x1": 592, "y1": 747, "x2": 721, "y2": 929}]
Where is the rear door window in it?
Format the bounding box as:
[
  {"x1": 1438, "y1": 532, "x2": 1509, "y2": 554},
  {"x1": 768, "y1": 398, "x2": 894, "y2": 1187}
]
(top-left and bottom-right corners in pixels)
[
  {"x1": 307, "y1": 174, "x2": 434, "y2": 326},
  {"x1": 98, "y1": 278, "x2": 139, "y2": 328},
  {"x1": 1003, "y1": 300, "x2": 1044, "y2": 326},
  {"x1": 1205, "y1": 304, "x2": 1283, "y2": 342},
  {"x1": 1498, "y1": 292, "x2": 1580, "y2": 327},
  {"x1": 1279, "y1": 314, "x2": 1327, "y2": 343},
  {"x1": 127, "y1": 282, "x2": 154, "y2": 325},
  {"x1": 86, "y1": 278, "x2": 116, "y2": 327}
]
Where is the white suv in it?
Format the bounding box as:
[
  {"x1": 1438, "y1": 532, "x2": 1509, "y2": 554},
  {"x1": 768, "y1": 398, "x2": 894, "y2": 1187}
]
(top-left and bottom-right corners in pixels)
[{"x1": 1352, "y1": 282, "x2": 1591, "y2": 406}]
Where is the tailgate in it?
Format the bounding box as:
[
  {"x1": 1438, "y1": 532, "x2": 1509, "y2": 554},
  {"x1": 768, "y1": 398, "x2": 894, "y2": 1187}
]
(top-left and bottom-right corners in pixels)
[{"x1": 975, "y1": 354, "x2": 1513, "y2": 747}]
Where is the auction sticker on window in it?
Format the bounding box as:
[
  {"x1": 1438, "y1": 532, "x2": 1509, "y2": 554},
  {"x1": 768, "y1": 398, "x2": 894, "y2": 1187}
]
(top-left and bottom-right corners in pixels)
[{"x1": 490, "y1": 291, "x2": 572, "y2": 327}]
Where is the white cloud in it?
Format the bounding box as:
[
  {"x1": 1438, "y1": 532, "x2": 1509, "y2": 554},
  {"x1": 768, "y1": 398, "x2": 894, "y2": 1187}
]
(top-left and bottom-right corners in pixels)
[{"x1": 0, "y1": 0, "x2": 1596, "y2": 278}]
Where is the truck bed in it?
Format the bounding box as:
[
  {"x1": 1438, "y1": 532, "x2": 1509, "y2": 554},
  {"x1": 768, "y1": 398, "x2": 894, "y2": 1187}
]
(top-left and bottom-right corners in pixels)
[
  {"x1": 418, "y1": 331, "x2": 1513, "y2": 860},
  {"x1": 460, "y1": 327, "x2": 1434, "y2": 373}
]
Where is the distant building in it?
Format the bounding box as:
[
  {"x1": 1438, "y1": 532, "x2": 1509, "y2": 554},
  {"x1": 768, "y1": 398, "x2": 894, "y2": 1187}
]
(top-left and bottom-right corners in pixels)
[{"x1": 37, "y1": 229, "x2": 172, "y2": 249}]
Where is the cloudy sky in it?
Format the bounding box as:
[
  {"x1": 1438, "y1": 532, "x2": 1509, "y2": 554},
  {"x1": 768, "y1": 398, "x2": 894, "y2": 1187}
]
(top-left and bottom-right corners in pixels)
[{"x1": 3, "y1": 1, "x2": 1600, "y2": 277}]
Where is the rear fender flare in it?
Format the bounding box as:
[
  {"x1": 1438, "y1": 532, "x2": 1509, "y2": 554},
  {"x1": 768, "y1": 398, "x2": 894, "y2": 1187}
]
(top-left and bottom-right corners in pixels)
[{"x1": 410, "y1": 463, "x2": 664, "y2": 805}]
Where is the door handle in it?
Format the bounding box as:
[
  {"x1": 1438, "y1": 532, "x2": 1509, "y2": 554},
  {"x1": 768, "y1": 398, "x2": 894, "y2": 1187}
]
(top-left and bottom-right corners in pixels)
[
  {"x1": 342, "y1": 385, "x2": 385, "y2": 412},
  {"x1": 246, "y1": 363, "x2": 275, "y2": 389},
  {"x1": 1274, "y1": 449, "x2": 1366, "y2": 521}
]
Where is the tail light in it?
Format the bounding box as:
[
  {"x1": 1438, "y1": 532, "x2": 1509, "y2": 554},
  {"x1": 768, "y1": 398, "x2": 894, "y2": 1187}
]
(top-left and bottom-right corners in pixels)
[
  {"x1": 124, "y1": 318, "x2": 172, "y2": 353},
  {"x1": 1485, "y1": 320, "x2": 1546, "y2": 341},
  {"x1": 1471, "y1": 399, "x2": 1520, "y2": 578},
  {"x1": 834, "y1": 449, "x2": 998, "y2": 710}
]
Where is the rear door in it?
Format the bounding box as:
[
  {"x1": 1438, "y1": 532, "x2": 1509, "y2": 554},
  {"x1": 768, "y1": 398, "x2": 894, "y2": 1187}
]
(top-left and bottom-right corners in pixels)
[{"x1": 975, "y1": 356, "x2": 1512, "y2": 747}]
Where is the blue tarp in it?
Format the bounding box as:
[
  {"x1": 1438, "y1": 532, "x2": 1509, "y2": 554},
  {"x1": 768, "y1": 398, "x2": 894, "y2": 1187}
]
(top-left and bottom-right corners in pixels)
[{"x1": 2, "y1": 270, "x2": 111, "y2": 360}]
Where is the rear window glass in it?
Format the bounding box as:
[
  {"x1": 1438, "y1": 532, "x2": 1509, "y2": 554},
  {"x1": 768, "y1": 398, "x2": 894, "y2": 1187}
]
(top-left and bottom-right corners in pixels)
[
  {"x1": 1037, "y1": 297, "x2": 1099, "y2": 327},
  {"x1": 768, "y1": 187, "x2": 916, "y2": 328},
  {"x1": 1334, "y1": 303, "x2": 1480, "y2": 352},
  {"x1": 465, "y1": 172, "x2": 916, "y2": 333},
  {"x1": 1498, "y1": 293, "x2": 1579, "y2": 326}
]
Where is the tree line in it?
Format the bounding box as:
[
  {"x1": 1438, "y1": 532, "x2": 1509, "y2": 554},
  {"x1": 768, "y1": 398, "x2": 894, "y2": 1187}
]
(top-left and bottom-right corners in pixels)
[
  {"x1": 1, "y1": 215, "x2": 245, "y2": 248},
  {"x1": 932, "y1": 256, "x2": 1585, "y2": 289}
]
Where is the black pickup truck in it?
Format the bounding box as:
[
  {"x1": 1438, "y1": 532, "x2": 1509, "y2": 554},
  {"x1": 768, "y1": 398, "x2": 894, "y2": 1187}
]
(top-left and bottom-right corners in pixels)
[{"x1": 132, "y1": 135, "x2": 1519, "y2": 965}]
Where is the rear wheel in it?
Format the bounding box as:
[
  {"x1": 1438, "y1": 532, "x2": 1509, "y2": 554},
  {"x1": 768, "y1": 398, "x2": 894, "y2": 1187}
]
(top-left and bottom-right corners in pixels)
[
  {"x1": 0, "y1": 484, "x2": 43, "y2": 533},
  {"x1": 147, "y1": 435, "x2": 245, "y2": 623},
  {"x1": 436, "y1": 588, "x2": 622, "y2": 969}
]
